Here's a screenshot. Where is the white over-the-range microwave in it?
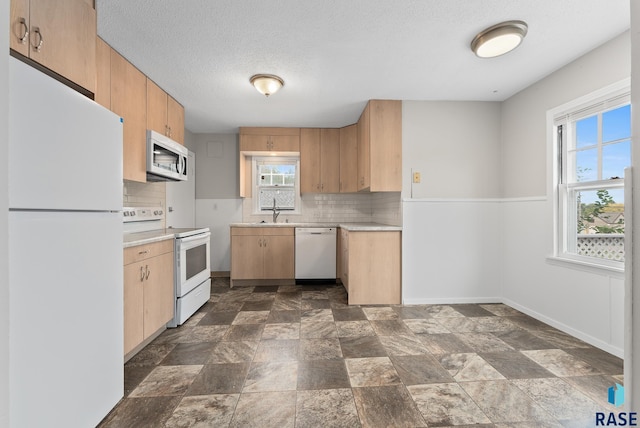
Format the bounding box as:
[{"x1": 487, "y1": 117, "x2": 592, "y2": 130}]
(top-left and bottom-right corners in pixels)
[{"x1": 146, "y1": 130, "x2": 188, "y2": 182}]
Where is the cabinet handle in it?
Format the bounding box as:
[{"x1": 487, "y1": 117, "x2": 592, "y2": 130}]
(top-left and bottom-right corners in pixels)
[
  {"x1": 139, "y1": 266, "x2": 145, "y2": 282},
  {"x1": 138, "y1": 250, "x2": 149, "y2": 255},
  {"x1": 258, "y1": 238, "x2": 262, "y2": 247},
  {"x1": 17, "y1": 18, "x2": 28, "y2": 44},
  {"x1": 263, "y1": 238, "x2": 267, "y2": 248},
  {"x1": 321, "y1": 183, "x2": 324, "y2": 190},
  {"x1": 31, "y1": 27, "x2": 43, "y2": 52},
  {"x1": 316, "y1": 184, "x2": 320, "y2": 190},
  {"x1": 145, "y1": 265, "x2": 150, "y2": 280}
]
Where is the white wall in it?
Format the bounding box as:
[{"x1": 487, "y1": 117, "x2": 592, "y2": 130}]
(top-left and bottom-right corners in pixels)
[
  {"x1": 401, "y1": 101, "x2": 503, "y2": 304},
  {"x1": 402, "y1": 101, "x2": 502, "y2": 199},
  {"x1": 403, "y1": 199, "x2": 502, "y2": 304},
  {"x1": 498, "y1": 32, "x2": 631, "y2": 357},
  {"x1": 401, "y1": 32, "x2": 630, "y2": 357},
  {"x1": 1, "y1": 0, "x2": 9, "y2": 424},
  {"x1": 192, "y1": 133, "x2": 242, "y2": 271}
]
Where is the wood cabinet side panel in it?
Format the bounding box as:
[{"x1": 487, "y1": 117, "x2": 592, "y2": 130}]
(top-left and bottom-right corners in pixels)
[
  {"x1": 339, "y1": 124, "x2": 358, "y2": 193},
  {"x1": 300, "y1": 128, "x2": 321, "y2": 193},
  {"x1": 29, "y1": 0, "x2": 97, "y2": 93},
  {"x1": 320, "y1": 128, "x2": 340, "y2": 193},
  {"x1": 348, "y1": 231, "x2": 401, "y2": 305},
  {"x1": 357, "y1": 103, "x2": 371, "y2": 191},
  {"x1": 143, "y1": 252, "x2": 174, "y2": 338},
  {"x1": 369, "y1": 100, "x2": 402, "y2": 191},
  {"x1": 95, "y1": 37, "x2": 111, "y2": 109}
]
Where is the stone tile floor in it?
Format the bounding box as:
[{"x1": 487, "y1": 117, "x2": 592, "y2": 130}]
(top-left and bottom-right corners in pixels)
[{"x1": 99, "y1": 278, "x2": 623, "y2": 427}]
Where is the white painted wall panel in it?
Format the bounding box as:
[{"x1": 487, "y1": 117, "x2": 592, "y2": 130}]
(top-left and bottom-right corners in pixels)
[
  {"x1": 196, "y1": 199, "x2": 242, "y2": 271},
  {"x1": 402, "y1": 199, "x2": 501, "y2": 304},
  {"x1": 501, "y1": 199, "x2": 624, "y2": 357}
]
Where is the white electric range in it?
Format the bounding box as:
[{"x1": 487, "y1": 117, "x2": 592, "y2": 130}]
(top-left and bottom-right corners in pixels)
[{"x1": 123, "y1": 207, "x2": 211, "y2": 327}]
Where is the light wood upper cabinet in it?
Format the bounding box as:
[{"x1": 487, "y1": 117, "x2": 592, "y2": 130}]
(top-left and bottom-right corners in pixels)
[
  {"x1": 339, "y1": 124, "x2": 358, "y2": 193},
  {"x1": 300, "y1": 128, "x2": 340, "y2": 193},
  {"x1": 357, "y1": 100, "x2": 402, "y2": 192},
  {"x1": 239, "y1": 127, "x2": 300, "y2": 152},
  {"x1": 300, "y1": 129, "x2": 321, "y2": 192},
  {"x1": 10, "y1": 0, "x2": 97, "y2": 94},
  {"x1": 94, "y1": 37, "x2": 111, "y2": 109},
  {"x1": 167, "y1": 95, "x2": 185, "y2": 145},
  {"x1": 111, "y1": 49, "x2": 147, "y2": 182},
  {"x1": 147, "y1": 78, "x2": 185, "y2": 145},
  {"x1": 230, "y1": 227, "x2": 295, "y2": 283}
]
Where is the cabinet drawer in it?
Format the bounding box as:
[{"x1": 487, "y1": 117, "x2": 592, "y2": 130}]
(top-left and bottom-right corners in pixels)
[
  {"x1": 262, "y1": 227, "x2": 294, "y2": 236},
  {"x1": 231, "y1": 227, "x2": 294, "y2": 236},
  {"x1": 124, "y1": 239, "x2": 174, "y2": 265}
]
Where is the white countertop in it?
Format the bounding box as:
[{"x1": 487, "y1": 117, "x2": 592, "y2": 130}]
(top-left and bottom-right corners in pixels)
[
  {"x1": 229, "y1": 222, "x2": 402, "y2": 231},
  {"x1": 123, "y1": 229, "x2": 176, "y2": 248}
]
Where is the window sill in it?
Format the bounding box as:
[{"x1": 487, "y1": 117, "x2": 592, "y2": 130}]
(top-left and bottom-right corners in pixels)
[{"x1": 546, "y1": 255, "x2": 624, "y2": 278}]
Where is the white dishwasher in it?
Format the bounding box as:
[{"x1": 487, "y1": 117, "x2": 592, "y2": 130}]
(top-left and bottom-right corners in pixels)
[{"x1": 295, "y1": 227, "x2": 337, "y2": 283}]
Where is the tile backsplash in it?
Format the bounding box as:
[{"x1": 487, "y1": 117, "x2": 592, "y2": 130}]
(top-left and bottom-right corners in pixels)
[
  {"x1": 242, "y1": 192, "x2": 401, "y2": 225},
  {"x1": 123, "y1": 180, "x2": 166, "y2": 208}
]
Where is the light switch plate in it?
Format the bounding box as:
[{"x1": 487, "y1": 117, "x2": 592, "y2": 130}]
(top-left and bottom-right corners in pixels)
[{"x1": 413, "y1": 172, "x2": 421, "y2": 183}]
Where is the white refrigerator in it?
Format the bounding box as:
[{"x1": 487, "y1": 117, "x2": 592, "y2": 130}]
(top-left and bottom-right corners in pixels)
[{"x1": 8, "y1": 57, "x2": 124, "y2": 427}]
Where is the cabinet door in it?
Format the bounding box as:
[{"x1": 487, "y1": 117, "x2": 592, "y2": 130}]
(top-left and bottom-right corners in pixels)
[
  {"x1": 240, "y1": 134, "x2": 271, "y2": 151},
  {"x1": 231, "y1": 235, "x2": 264, "y2": 279},
  {"x1": 95, "y1": 37, "x2": 111, "y2": 109},
  {"x1": 270, "y1": 134, "x2": 300, "y2": 152},
  {"x1": 300, "y1": 128, "x2": 321, "y2": 193},
  {"x1": 9, "y1": 0, "x2": 29, "y2": 56},
  {"x1": 339, "y1": 124, "x2": 358, "y2": 193},
  {"x1": 143, "y1": 252, "x2": 175, "y2": 338},
  {"x1": 111, "y1": 50, "x2": 147, "y2": 182},
  {"x1": 357, "y1": 103, "x2": 370, "y2": 191},
  {"x1": 167, "y1": 95, "x2": 185, "y2": 145},
  {"x1": 320, "y1": 128, "x2": 340, "y2": 193},
  {"x1": 263, "y1": 235, "x2": 294, "y2": 279},
  {"x1": 123, "y1": 261, "x2": 145, "y2": 355},
  {"x1": 29, "y1": 0, "x2": 96, "y2": 93},
  {"x1": 369, "y1": 100, "x2": 402, "y2": 191},
  {"x1": 146, "y1": 78, "x2": 169, "y2": 139}
]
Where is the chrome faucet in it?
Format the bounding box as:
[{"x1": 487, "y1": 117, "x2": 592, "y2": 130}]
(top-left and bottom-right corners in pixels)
[{"x1": 271, "y1": 198, "x2": 280, "y2": 223}]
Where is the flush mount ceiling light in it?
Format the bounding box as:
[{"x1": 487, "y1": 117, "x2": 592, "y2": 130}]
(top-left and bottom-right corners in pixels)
[
  {"x1": 471, "y1": 20, "x2": 528, "y2": 58},
  {"x1": 250, "y1": 74, "x2": 284, "y2": 97}
]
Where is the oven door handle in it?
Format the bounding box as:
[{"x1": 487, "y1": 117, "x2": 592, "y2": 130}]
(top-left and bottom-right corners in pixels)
[{"x1": 177, "y1": 232, "x2": 211, "y2": 244}]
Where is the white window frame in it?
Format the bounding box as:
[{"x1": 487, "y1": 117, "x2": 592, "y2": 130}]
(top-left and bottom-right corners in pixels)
[
  {"x1": 548, "y1": 79, "x2": 630, "y2": 273},
  {"x1": 252, "y1": 156, "x2": 301, "y2": 215}
]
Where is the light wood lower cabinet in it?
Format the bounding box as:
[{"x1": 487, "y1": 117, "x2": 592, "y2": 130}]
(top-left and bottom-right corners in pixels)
[
  {"x1": 340, "y1": 229, "x2": 401, "y2": 305},
  {"x1": 123, "y1": 240, "x2": 174, "y2": 357},
  {"x1": 230, "y1": 227, "x2": 294, "y2": 283}
]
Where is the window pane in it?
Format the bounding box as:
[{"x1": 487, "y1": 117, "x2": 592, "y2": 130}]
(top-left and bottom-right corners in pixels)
[
  {"x1": 575, "y1": 149, "x2": 598, "y2": 182},
  {"x1": 259, "y1": 189, "x2": 295, "y2": 210},
  {"x1": 575, "y1": 188, "x2": 624, "y2": 261},
  {"x1": 602, "y1": 140, "x2": 631, "y2": 180},
  {"x1": 603, "y1": 105, "x2": 631, "y2": 142},
  {"x1": 576, "y1": 115, "x2": 597, "y2": 148}
]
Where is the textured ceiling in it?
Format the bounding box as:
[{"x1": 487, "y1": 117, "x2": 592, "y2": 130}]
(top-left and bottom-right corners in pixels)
[{"x1": 96, "y1": 1, "x2": 630, "y2": 134}]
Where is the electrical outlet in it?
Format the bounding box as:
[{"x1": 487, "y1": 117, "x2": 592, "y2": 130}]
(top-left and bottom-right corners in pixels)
[{"x1": 413, "y1": 172, "x2": 421, "y2": 183}]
